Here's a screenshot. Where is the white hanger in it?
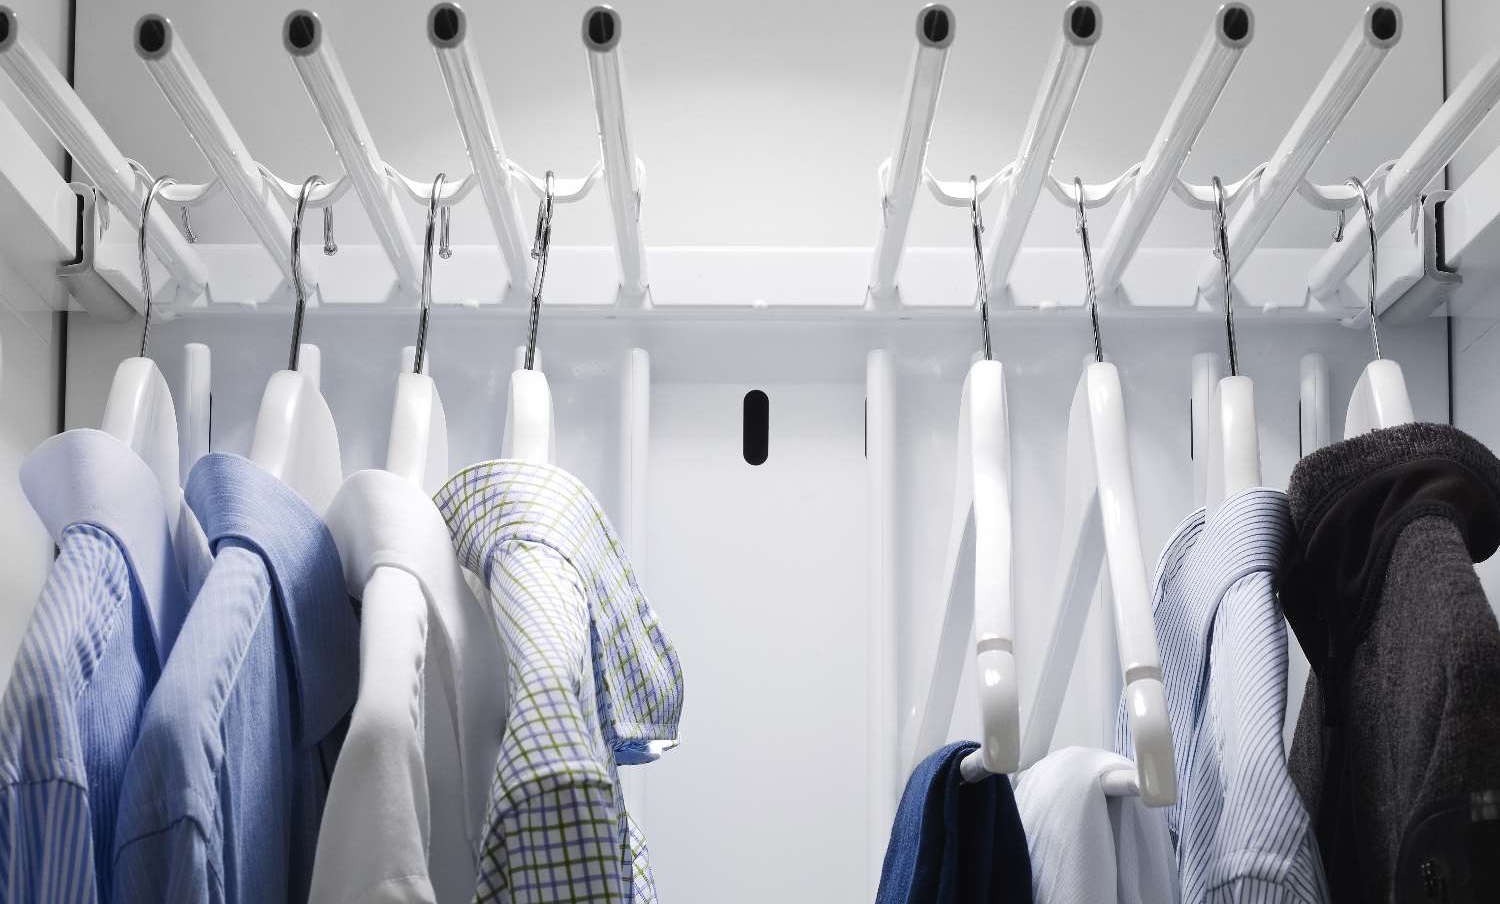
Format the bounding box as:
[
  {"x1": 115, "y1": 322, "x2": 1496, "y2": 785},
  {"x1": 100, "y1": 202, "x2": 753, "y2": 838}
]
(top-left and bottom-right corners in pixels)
[
  {"x1": 248, "y1": 176, "x2": 341, "y2": 513},
  {"x1": 502, "y1": 172, "x2": 557, "y2": 465},
  {"x1": 385, "y1": 174, "x2": 451, "y2": 491},
  {"x1": 905, "y1": 179, "x2": 1019, "y2": 783},
  {"x1": 1202, "y1": 178, "x2": 1262, "y2": 518},
  {"x1": 179, "y1": 342, "x2": 211, "y2": 482},
  {"x1": 103, "y1": 176, "x2": 183, "y2": 531},
  {"x1": 1019, "y1": 180, "x2": 1175, "y2": 807},
  {"x1": 1190, "y1": 352, "x2": 1223, "y2": 507},
  {"x1": 1341, "y1": 176, "x2": 1414, "y2": 439},
  {"x1": 1299, "y1": 353, "x2": 1331, "y2": 456}
]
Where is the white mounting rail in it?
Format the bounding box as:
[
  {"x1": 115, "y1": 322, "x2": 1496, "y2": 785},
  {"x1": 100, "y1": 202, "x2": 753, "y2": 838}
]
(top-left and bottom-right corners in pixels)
[
  {"x1": 1094, "y1": 3, "x2": 1252, "y2": 302},
  {"x1": 583, "y1": 5, "x2": 649, "y2": 306},
  {"x1": 0, "y1": 5, "x2": 208, "y2": 302},
  {"x1": 135, "y1": 14, "x2": 304, "y2": 286},
  {"x1": 428, "y1": 2, "x2": 530, "y2": 302}
]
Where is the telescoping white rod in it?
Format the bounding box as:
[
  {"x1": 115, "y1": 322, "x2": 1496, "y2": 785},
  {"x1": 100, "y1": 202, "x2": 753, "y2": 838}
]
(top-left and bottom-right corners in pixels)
[
  {"x1": 0, "y1": 6, "x2": 208, "y2": 295},
  {"x1": 1095, "y1": 3, "x2": 1253, "y2": 301},
  {"x1": 583, "y1": 6, "x2": 648, "y2": 303},
  {"x1": 985, "y1": 1, "x2": 1099, "y2": 300},
  {"x1": 284, "y1": 10, "x2": 419, "y2": 296},
  {"x1": 428, "y1": 3, "x2": 529, "y2": 300},
  {"x1": 136, "y1": 15, "x2": 304, "y2": 285},
  {"x1": 869, "y1": 4, "x2": 954, "y2": 305},
  {"x1": 1201, "y1": 3, "x2": 1399, "y2": 298},
  {"x1": 1308, "y1": 42, "x2": 1500, "y2": 301}
]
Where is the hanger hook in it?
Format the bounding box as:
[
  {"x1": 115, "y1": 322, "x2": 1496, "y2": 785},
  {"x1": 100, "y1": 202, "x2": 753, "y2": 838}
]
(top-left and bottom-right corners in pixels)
[
  {"x1": 1210, "y1": 176, "x2": 1238, "y2": 377},
  {"x1": 137, "y1": 175, "x2": 176, "y2": 359},
  {"x1": 1074, "y1": 177, "x2": 1103, "y2": 364},
  {"x1": 288, "y1": 175, "x2": 323, "y2": 372},
  {"x1": 1346, "y1": 175, "x2": 1381, "y2": 360},
  {"x1": 322, "y1": 202, "x2": 338, "y2": 256},
  {"x1": 970, "y1": 175, "x2": 994, "y2": 362},
  {"x1": 413, "y1": 172, "x2": 446, "y2": 376},
  {"x1": 524, "y1": 171, "x2": 555, "y2": 372}
]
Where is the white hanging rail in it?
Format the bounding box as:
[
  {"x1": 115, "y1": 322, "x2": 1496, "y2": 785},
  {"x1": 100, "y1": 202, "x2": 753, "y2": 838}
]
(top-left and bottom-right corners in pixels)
[
  {"x1": 1201, "y1": 3, "x2": 1399, "y2": 298},
  {"x1": 284, "y1": 9, "x2": 420, "y2": 297},
  {"x1": 869, "y1": 4, "x2": 953, "y2": 307},
  {"x1": 583, "y1": 5, "x2": 648, "y2": 305},
  {"x1": 428, "y1": 2, "x2": 529, "y2": 302},
  {"x1": 135, "y1": 14, "x2": 304, "y2": 286},
  {"x1": 0, "y1": 6, "x2": 208, "y2": 299},
  {"x1": 1308, "y1": 42, "x2": 1500, "y2": 303},
  {"x1": 984, "y1": 1, "x2": 1099, "y2": 301},
  {"x1": 1095, "y1": 3, "x2": 1252, "y2": 303}
]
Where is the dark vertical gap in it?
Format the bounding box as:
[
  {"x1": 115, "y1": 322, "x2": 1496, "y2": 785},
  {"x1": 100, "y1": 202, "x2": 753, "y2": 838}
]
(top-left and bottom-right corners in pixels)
[
  {"x1": 56, "y1": 0, "x2": 79, "y2": 435},
  {"x1": 743, "y1": 390, "x2": 769, "y2": 466},
  {"x1": 1441, "y1": 0, "x2": 1455, "y2": 427}
]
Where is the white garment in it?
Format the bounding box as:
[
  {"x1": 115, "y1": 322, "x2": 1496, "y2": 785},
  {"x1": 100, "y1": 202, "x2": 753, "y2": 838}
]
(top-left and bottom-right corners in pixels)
[
  {"x1": 312, "y1": 469, "x2": 507, "y2": 904},
  {"x1": 1014, "y1": 746, "x2": 1179, "y2": 904}
]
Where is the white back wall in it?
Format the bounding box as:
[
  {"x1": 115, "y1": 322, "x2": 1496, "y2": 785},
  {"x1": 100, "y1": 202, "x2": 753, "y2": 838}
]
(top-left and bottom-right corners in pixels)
[{"x1": 59, "y1": 0, "x2": 1460, "y2": 900}]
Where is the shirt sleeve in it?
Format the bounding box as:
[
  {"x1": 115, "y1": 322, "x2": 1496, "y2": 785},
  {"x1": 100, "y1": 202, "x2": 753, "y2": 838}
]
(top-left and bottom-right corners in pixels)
[
  {"x1": 112, "y1": 820, "x2": 217, "y2": 904},
  {"x1": 308, "y1": 567, "x2": 437, "y2": 904}
]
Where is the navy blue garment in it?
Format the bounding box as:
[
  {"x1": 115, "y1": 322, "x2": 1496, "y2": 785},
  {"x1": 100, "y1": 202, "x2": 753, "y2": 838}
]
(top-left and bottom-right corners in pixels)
[{"x1": 876, "y1": 741, "x2": 1033, "y2": 904}]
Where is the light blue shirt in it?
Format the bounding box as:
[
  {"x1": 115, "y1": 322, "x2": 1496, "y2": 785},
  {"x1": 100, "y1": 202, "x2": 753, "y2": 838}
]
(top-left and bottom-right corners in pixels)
[
  {"x1": 1116, "y1": 488, "x2": 1329, "y2": 903},
  {"x1": 0, "y1": 429, "x2": 190, "y2": 904},
  {"x1": 112, "y1": 453, "x2": 358, "y2": 904}
]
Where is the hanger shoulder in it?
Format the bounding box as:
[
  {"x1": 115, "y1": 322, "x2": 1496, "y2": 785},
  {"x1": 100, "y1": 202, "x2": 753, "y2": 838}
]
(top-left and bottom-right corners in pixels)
[
  {"x1": 250, "y1": 356, "x2": 342, "y2": 514},
  {"x1": 386, "y1": 371, "x2": 450, "y2": 492},
  {"x1": 1205, "y1": 374, "x2": 1262, "y2": 514},
  {"x1": 503, "y1": 368, "x2": 556, "y2": 464},
  {"x1": 1084, "y1": 361, "x2": 1175, "y2": 808},
  {"x1": 101, "y1": 356, "x2": 182, "y2": 525},
  {"x1": 1344, "y1": 358, "x2": 1414, "y2": 439}
]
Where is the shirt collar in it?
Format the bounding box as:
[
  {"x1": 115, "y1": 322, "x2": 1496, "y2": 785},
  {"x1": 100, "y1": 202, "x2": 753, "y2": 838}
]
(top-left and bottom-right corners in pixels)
[
  {"x1": 436, "y1": 459, "x2": 683, "y2": 755},
  {"x1": 186, "y1": 452, "x2": 357, "y2": 746},
  {"x1": 19, "y1": 428, "x2": 190, "y2": 661}
]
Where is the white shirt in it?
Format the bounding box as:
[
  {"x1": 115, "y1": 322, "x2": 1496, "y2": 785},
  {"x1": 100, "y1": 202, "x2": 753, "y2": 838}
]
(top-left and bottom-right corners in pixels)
[
  {"x1": 1015, "y1": 746, "x2": 1179, "y2": 904},
  {"x1": 313, "y1": 469, "x2": 507, "y2": 904}
]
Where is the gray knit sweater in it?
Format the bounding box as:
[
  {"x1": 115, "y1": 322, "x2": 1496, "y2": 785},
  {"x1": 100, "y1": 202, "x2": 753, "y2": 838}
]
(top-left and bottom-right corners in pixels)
[{"x1": 1281, "y1": 423, "x2": 1500, "y2": 903}]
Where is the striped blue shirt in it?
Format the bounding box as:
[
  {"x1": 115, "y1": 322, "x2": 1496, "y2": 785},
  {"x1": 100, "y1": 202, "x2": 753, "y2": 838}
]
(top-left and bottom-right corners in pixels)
[
  {"x1": 112, "y1": 453, "x2": 358, "y2": 904},
  {"x1": 0, "y1": 430, "x2": 191, "y2": 904},
  {"x1": 1116, "y1": 488, "x2": 1329, "y2": 904}
]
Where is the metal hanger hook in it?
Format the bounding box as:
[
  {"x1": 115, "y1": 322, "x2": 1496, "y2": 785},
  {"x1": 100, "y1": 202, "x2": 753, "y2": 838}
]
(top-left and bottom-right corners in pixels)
[
  {"x1": 1210, "y1": 176, "x2": 1239, "y2": 377},
  {"x1": 413, "y1": 172, "x2": 447, "y2": 376},
  {"x1": 524, "y1": 171, "x2": 556, "y2": 372},
  {"x1": 970, "y1": 175, "x2": 993, "y2": 362},
  {"x1": 137, "y1": 175, "x2": 177, "y2": 359},
  {"x1": 1074, "y1": 176, "x2": 1103, "y2": 364},
  {"x1": 1345, "y1": 175, "x2": 1381, "y2": 360},
  {"x1": 288, "y1": 175, "x2": 324, "y2": 372}
]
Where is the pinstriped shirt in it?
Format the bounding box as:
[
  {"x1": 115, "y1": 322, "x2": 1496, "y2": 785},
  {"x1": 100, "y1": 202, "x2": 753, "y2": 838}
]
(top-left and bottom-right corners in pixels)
[
  {"x1": 437, "y1": 460, "x2": 683, "y2": 904},
  {"x1": 1116, "y1": 489, "x2": 1329, "y2": 904},
  {"x1": 0, "y1": 430, "x2": 191, "y2": 904}
]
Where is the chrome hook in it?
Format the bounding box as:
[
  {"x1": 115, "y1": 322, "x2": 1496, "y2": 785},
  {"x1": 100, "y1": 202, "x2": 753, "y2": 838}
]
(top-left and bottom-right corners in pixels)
[
  {"x1": 322, "y1": 203, "x2": 338, "y2": 256},
  {"x1": 970, "y1": 175, "x2": 993, "y2": 362},
  {"x1": 1074, "y1": 176, "x2": 1103, "y2": 364},
  {"x1": 137, "y1": 175, "x2": 176, "y2": 358},
  {"x1": 523, "y1": 171, "x2": 555, "y2": 372},
  {"x1": 413, "y1": 172, "x2": 446, "y2": 376},
  {"x1": 179, "y1": 204, "x2": 197, "y2": 243},
  {"x1": 1346, "y1": 175, "x2": 1381, "y2": 360},
  {"x1": 439, "y1": 204, "x2": 453, "y2": 260},
  {"x1": 288, "y1": 175, "x2": 323, "y2": 372},
  {"x1": 1209, "y1": 176, "x2": 1238, "y2": 377}
]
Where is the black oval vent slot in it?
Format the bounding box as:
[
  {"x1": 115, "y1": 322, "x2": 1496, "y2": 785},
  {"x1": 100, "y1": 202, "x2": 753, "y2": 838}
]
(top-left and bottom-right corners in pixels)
[{"x1": 743, "y1": 390, "x2": 769, "y2": 466}]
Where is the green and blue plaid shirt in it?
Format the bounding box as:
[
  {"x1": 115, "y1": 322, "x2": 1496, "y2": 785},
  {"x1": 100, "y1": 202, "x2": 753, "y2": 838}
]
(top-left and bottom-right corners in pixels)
[{"x1": 438, "y1": 460, "x2": 683, "y2": 903}]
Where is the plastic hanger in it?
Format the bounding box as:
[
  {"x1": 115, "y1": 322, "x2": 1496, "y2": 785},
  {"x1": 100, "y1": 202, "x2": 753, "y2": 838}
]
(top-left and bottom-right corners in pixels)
[
  {"x1": 386, "y1": 173, "x2": 451, "y2": 491},
  {"x1": 248, "y1": 175, "x2": 341, "y2": 513},
  {"x1": 1189, "y1": 352, "x2": 1223, "y2": 507},
  {"x1": 1341, "y1": 176, "x2": 1414, "y2": 438},
  {"x1": 1019, "y1": 179, "x2": 1175, "y2": 807},
  {"x1": 1299, "y1": 353, "x2": 1331, "y2": 456},
  {"x1": 101, "y1": 175, "x2": 183, "y2": 530},
  {"x1": 1202, "y1": 177, "x2": 1262, "y2": 518},
  {"x1": 501, "y1": 171, "x2": 557, "y2": 464},
  {"x1": 905, "y1": 178, "x2": 1019, "y2": 782}
]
